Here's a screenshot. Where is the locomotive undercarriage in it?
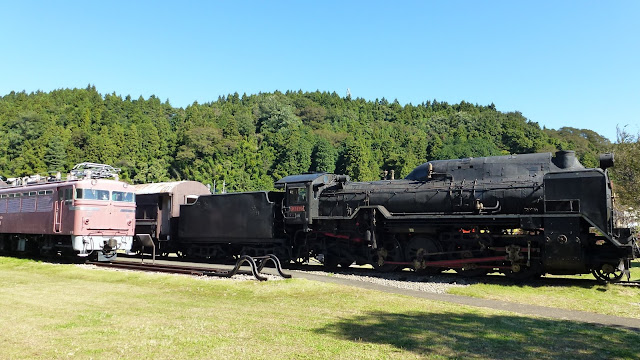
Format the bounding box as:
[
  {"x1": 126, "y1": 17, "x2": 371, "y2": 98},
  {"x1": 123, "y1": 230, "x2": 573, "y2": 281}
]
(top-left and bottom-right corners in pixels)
[
  {"x1": 309, "y1": 229, "x2": 545, "y2": 279},
  {"x1": 0, "y1": 233, "x2": 79, "y2": 257},
  {"x1": 305, "y1": 212, "x2": 631, "y2": 282},
  {"x1": 176, "y1": 239, "x2": 291, "y2": 264},
  {"x1": 0, "y1": 233, "x2": 118, "y2": 261}
]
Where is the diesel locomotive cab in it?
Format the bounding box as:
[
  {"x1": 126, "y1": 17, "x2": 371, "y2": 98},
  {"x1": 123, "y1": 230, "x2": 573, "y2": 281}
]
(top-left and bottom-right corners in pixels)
[{"x1": 71, "y1": 182, "x2": 136, "y2": 259}]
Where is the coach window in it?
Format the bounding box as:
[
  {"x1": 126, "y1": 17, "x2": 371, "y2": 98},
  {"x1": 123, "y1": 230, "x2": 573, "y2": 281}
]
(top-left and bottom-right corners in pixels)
[{"x1": 186, "y1": 195, "x2": 198, "y2": 204}]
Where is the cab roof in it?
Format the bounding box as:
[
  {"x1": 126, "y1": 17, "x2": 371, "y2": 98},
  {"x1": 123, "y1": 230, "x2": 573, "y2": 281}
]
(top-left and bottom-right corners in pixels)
[{"x1": 275, "y1": 173, "x2": 349, "y2": 189}]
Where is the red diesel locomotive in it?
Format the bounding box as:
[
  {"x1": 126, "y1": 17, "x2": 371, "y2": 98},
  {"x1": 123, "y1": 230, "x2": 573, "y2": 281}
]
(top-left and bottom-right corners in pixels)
[{"x1": 0, "y1": 163, "x2": 135, "y2": 260}]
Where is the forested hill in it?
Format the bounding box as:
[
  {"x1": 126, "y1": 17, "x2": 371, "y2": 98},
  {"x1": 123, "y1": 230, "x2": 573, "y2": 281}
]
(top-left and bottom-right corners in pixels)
[{"x1": 0, "y1": 86, "x2": 637, "y2": 207}]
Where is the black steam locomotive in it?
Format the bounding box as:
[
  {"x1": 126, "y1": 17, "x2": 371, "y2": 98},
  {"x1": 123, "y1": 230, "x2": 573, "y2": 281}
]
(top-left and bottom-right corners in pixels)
[{"x1": 140, "y1": 150, "x2": 638, "y2": 282}]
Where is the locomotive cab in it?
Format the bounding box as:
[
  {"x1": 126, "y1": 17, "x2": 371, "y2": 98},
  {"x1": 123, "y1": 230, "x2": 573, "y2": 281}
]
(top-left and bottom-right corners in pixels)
[
  {"x1": 275, "y1": 173, "x2": 349, "y2": 229},
  {"x1": 285, "y1": 186, "x2": 308, "y2": 225}
]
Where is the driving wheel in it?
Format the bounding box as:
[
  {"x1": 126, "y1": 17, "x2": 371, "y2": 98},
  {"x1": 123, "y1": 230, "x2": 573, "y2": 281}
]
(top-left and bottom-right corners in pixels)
[{"x1": 404, "y1": 236, "x2": 443, "y2": 274}]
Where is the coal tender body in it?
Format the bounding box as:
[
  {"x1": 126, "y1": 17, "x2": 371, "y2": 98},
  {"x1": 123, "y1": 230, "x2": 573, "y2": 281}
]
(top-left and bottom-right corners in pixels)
[
  {"x1": 177, "y1": 191, "x2": 289, "y2": 261},
  {"x1": 279, "y1": 151, "x2": 636, "y2": 281}
]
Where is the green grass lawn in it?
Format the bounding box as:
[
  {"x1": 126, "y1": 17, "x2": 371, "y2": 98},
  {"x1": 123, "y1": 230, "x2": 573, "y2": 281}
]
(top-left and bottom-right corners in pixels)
[
  {"x1": 1, "y1": 257, "x2": 639, "y2": 360},
  {"x1": 448, "y1": 262, "x2": 640, "y2": 318}
]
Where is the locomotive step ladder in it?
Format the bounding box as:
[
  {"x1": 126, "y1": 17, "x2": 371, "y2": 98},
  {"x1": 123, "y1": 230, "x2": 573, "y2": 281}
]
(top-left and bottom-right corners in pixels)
[{"x1": 136, "y1": 234, "x2": 156, "y2": 264}]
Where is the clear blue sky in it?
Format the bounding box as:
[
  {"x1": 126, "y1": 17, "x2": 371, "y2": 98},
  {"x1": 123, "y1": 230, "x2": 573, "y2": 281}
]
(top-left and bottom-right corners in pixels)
[{"x1": 1, "y1": 0, "x2": 638, "y2": 141}]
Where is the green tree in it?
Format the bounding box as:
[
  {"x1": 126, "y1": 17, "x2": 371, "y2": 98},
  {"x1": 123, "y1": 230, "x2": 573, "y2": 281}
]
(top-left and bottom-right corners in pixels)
[
  {"x1": 341, "y1": 136, "x2": 376, "y2": 181},
  {"x1": 311, "y1": 137, "x2": 337, "y2": 173},
  {"x1": 610, "y1": 127, "x2": 640, "y2": 210},
  {"x1": 44, "y1": 135, "x2": 67, "y2": 172}
]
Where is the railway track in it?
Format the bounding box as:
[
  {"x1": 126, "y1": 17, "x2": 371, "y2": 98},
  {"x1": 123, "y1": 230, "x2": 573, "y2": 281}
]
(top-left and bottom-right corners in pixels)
[
  {"x1": 287, "y1": 262, "x2": 640, "y2": 288},
  {"x1": 87, "y1": 254, "x2": 292, "y2": 281},
  {"x1": 105, "y1": 255, "x2": 640, "y2": 288}
]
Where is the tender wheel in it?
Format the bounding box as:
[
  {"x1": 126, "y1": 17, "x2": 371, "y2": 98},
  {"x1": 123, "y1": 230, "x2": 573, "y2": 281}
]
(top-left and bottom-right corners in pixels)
[
  {"x1": 404, "y1": 236, "x2": 443, "y2": 274},
  {"x1": 592, "y1": 264, "x2": 624, "y2": 283},
  {"x1": 373, "y1": 239, "x2": 403, "y2": 272}
]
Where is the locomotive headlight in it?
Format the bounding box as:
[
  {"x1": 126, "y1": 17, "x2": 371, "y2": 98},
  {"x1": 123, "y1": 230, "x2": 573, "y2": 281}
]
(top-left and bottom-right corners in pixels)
[
  {"x1": 84, "y1": 218, "x2": 90, "y2": 225},
  {"x1": 599, "y1": 153, "x2": 614, "y2": 170},
  {"x1": 127, "y1": 220, "x2": 132, "y2": 226},
  {"x1": 106, "y1": 238, "x2": 118, "y2": 250}
]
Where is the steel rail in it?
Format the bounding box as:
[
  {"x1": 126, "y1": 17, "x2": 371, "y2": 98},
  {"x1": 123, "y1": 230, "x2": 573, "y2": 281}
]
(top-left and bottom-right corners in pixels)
[{"x1": 87, "y1": 254, "x2": 291, "y2": 281}]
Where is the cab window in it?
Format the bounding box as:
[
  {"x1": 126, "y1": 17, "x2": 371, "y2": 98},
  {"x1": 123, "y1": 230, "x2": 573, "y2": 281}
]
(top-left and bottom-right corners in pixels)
[
  {"x1": 76, "y1": 189, "x2": 110, "y2": 200},
  {"x1": 112, "y1": 191, "x2": 135, "y2": 202},
  {"x1": 288, "y1": 187, "x2": 307, "y2": 204}
]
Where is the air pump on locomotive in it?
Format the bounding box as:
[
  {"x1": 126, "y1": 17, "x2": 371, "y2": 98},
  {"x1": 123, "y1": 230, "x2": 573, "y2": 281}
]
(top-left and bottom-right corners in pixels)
[{"x1": 162, "y1": 150, "x2": 638, "y2": 282}]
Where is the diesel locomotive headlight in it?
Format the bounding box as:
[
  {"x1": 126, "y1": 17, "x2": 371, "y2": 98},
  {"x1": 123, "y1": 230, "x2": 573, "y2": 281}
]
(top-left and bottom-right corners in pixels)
[{"x1": 106, "y1": 238, "x2": 118, "y2": 250}]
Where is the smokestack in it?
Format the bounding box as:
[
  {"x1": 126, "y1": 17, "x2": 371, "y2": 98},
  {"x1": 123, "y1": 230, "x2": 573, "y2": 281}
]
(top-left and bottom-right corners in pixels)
[{"x1": 553, "y1": 150, "x2": 583, "y2": 170}]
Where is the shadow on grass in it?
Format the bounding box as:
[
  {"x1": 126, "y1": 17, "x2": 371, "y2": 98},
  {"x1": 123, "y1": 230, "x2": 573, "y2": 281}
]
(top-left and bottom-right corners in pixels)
[{"x1": 315, "y1": 310, "x2": 640, "y2": 359}]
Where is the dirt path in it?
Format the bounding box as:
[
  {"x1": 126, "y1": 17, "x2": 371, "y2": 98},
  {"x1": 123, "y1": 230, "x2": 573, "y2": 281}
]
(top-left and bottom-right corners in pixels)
[{"x1": 293, "y1": 271, "x2": 640, "y2": 331}]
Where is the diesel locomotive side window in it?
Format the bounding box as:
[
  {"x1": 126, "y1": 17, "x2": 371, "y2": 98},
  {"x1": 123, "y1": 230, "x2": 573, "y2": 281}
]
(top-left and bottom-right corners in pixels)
[
  {"x1": 60, "y1": 188, "x2": 72, "y2": 200},
  {"x1": 59, "y1": 188, "x2": 74, "y2": 203},
  {"x1": 76, "y1": 189, "x2": 110, "y2": 200},
  {"x1": 112, "y1": 191, "x2": 135, "y2": 202}
]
